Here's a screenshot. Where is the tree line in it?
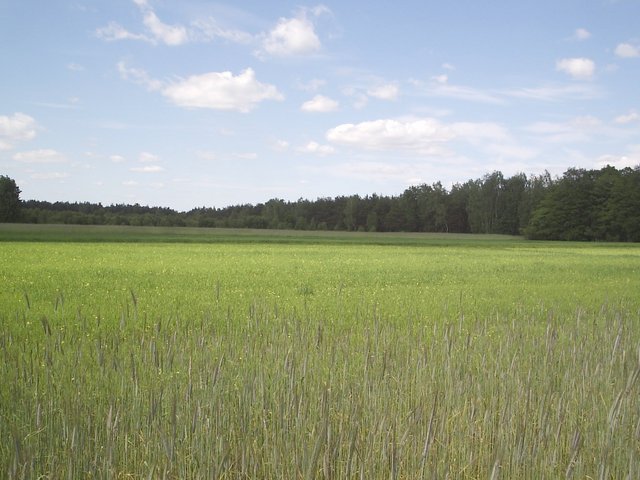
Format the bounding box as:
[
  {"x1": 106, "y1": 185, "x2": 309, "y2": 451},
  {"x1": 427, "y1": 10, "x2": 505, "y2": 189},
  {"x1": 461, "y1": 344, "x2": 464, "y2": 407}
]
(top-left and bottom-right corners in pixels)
[{"x1": 1, "y1": 165, "x2": 639, "y2": 241}]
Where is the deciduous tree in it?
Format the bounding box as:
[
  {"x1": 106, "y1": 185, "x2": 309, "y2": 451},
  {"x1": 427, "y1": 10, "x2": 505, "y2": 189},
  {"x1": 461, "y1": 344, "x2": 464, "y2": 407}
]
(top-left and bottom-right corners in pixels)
[{"x1": 0, "y1": 175, "x2": 21, "y2": 222}]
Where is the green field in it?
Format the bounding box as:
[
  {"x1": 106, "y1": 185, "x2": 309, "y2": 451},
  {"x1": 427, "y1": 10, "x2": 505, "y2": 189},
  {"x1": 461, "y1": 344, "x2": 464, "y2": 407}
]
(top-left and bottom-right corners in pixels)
[{"x1": 1, "y1": 225, "x2": 640, "y2": 478}]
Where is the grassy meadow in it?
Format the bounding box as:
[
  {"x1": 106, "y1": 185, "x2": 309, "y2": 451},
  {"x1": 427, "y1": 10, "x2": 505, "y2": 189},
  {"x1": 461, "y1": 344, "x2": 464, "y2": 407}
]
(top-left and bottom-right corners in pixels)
[{"x1": 1, "y1": 225, "x2": 640, "y2": 478}]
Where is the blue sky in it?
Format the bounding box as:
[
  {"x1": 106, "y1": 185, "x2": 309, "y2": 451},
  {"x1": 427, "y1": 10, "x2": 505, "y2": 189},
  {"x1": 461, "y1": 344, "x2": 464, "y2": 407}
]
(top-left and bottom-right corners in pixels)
[{"x1": 1, "y1": 0, "x2": 639, "y2": 211}]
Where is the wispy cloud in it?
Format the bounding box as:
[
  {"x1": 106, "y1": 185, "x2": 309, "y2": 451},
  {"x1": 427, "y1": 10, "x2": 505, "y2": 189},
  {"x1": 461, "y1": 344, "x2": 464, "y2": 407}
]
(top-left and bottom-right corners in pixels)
[
  {"x1": 13, "y1": 149, "x2": 66, "y2": 164},
  {"x1": 501, "y1": 83, "x2": 603, "y2": 101},
  {"x1": 615, "y1": 111, "x2": 639, "y2": 124},
  {"x1": 411, "y1": 76, "x2": 504, "y2": 104},
  {"x1": 342, "y1": 77, "x2": 401, "y2": 109},
  {"x1": 117, "y1": 62, "x2": 163, "y2": 91},
  {"x1": 411, "y1": 69, "x2": 604, "y2": 104},
  {"x1": 67, "y1": 62, "x2": 85, "y2": 72},
  {"x1": 190, "y1": 18, "x2": 254, "y2": 44},
  {"x1": 524, "y1": 115, "x2": 630, "y2": 145},
  {"x1": 97, "y1": 0, "x2": 252, "y2": 47},
  {"x1": 297, "y1": 78, "x2": 326, "y2": 92},
  {"x1": 274, "y1": 140, "x2": 290, "y2": 151},
  {"x1": 96, "y1": 21, "x2": 150, "y2": 43},
  {"x1": 98, "y1": 0, "x2": 187, "y2": 45},
  {"x1": 139, "y1": 152, "x2": 159, "y2": 163},
  {"x1": 233, "y1": 152, "x2": 258, "y2": 160},
  {"x1": 30, "y1": 172, "x2": 70, "y2": 180},
  {"x1": 130, "y1": 165, "x2": 164, "y2": 173}
]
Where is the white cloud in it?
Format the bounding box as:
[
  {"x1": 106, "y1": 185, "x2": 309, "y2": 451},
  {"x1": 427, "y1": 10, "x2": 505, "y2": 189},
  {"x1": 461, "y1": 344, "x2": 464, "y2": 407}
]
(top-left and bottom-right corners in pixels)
[
  {"x1": 325, "y1": 117, "x2": 531, "y2": 163},
  {"x1": 0, "y1": 112, "x2": 37, "y2": 150},
  {"x1": 261, "y1": 16, "x2": 321, "y2": 56},
  {"x1": 98, "y1": 1, "x2": 257, "y2": 47},
  {"x1": 595, "y1": 145, "x2": 640, "y2": 169},
  {"x1": 326, "y1": 118, "x2": 458, "y2": 155},
  {"x1": 130, "y1": 165, "x2": 164, "y2": 173},
  {"x1": 298, "y1": 141, "x2": 335, "y2": 156},
  {"x1": 13, "y1": 149, "x2": 66, "y2": 163},
  {"x1": 572, "y1": 28, "x2": 591, "y2": 41},
  {"x1": 367, "y1": 84, "x2": 399, "y2": 100},
  {"x1": 110, "y1": 155, "x2": 126, "y2": 163},
  {"x1": 162, "y1": 68, "x2": 283, "y2": 112},
  {"x1": 142, "y1": 10, "x2": 188, "y2": 46},
  {"x1": 301, "y1": 94, "x2": 339, "y2": 112},
  {"x1": 97, "y1": 1, "x2": 188, "y2": 46},
  {"x1": 139, "y1": 151, "x2": 159, "y2": 163},
  {"x1": 615, "y1": 43, "x2": 640, "y2": 58},
  {"x1": 556, "y1": 57, "x2": 595, "y2": 79},
  {"x1": 123, "y1": 180, "x2": 139, "y2": 187},
  {"x1": 615, "y1": 112, "x2": 639, "y2": 124}
]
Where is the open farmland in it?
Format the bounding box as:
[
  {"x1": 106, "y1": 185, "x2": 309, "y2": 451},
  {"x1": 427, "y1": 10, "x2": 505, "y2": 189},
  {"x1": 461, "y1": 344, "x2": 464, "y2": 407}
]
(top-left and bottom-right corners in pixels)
[{"x1": 1, "y1": 226, "x2": 640, "y2": 478}]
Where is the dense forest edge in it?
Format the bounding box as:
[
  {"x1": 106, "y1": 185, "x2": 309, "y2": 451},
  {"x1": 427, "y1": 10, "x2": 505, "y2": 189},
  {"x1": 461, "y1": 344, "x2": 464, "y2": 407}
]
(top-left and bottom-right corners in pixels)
[{"x1": 1, "y1": 164, "x2": 639, "y2": 241}]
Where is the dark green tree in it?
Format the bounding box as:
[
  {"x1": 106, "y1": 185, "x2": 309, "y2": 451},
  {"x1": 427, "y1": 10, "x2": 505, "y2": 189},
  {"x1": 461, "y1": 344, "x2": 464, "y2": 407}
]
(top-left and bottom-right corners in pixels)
[
  {"x1": 446, "y1": 183, "x2": 471, "y2": 233},
  {"x1": 0, "y1": 175, "x2": 21, "y2": 222},
  {"x1": 495, "y1": 173, "x2": 527, "y2": 235}
]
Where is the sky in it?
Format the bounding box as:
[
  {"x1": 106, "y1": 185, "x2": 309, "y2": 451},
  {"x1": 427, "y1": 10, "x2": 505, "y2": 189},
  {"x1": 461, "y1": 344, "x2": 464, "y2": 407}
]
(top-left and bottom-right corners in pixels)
[{"x1": 1, "y1": 0, "x2": 639, "y2": 211}]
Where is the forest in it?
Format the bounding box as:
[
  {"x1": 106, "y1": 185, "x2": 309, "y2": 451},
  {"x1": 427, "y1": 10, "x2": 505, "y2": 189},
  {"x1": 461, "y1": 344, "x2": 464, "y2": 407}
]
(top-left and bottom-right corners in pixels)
[{"x1": 2, "y1": 164, "x2": 640, "y2": 241}]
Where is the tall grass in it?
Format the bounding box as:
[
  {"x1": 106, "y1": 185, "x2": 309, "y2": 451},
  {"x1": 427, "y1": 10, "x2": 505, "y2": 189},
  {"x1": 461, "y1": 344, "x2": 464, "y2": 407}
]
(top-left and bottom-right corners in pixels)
[
  {"x1": 2, "y1": 296, "x2": 639, "y2": 478},
  {"x1": 2, "y1": 238, "x2": 639, "y2": 478}
]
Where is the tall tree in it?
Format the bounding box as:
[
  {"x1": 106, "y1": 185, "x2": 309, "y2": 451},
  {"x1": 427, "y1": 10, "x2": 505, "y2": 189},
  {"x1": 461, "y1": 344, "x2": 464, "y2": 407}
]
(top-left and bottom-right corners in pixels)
[
  {"x1": 0, "y1": 175, "x2": 21, "y2": 222},
  {"x1": 496, "y1": 173, "x2": 527, "y2": 235},
  {"x1": 446, "y1": 183, "x2": 470, "y2": 233}
]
